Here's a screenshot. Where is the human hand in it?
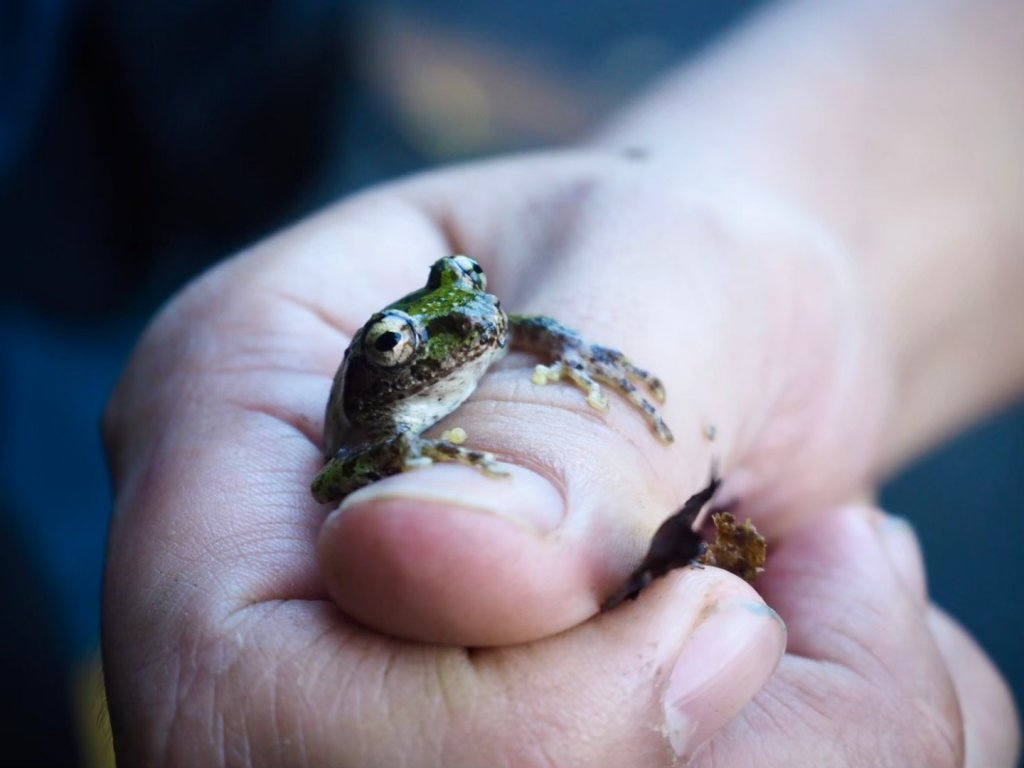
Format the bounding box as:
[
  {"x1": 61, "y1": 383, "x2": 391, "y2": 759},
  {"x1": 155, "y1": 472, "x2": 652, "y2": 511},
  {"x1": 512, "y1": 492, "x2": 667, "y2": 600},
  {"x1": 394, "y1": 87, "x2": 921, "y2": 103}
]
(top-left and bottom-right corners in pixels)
[{"x1": 102, "y1": 152, "x2": 1016, "y2": 764}]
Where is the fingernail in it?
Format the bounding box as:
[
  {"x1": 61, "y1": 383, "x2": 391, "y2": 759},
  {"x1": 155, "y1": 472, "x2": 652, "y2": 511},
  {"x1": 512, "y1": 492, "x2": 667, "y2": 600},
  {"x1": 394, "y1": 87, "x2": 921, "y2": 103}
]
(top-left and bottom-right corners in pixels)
[
  {"x1": 874, "y1": 513, "x2": 927, "y2": 605},
  {"x1": 663, "y1": 600, "x2": 786, "y2": 760},
  {"x1": 336, "y1": 463, "x2": 565, "y2": 532}
]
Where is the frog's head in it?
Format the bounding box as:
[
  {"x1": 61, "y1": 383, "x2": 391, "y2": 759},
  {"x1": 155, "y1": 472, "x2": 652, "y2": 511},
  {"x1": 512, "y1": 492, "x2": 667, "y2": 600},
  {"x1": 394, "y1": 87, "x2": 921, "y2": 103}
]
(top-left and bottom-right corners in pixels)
[{"x1": 322, "y1": 255, "x2": 508, "y2": 455}]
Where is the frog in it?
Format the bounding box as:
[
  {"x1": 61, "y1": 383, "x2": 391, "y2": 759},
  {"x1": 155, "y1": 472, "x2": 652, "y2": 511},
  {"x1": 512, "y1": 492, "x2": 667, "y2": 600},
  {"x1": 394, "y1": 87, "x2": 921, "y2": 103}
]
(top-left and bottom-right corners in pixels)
[{"x1": 311, "y1": 254, "x2": 674, "y2": 504}]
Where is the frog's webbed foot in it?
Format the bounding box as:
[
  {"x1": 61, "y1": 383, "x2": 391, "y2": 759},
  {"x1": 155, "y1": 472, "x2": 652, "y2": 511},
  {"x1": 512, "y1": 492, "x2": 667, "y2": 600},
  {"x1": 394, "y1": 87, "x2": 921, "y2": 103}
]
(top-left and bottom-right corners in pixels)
[
  {"x1": 510, "y1": 315, "x2": 673, "y2": 443},
  {"x1": 311, "y1": 430, "x2": 507, "y2": 504}
]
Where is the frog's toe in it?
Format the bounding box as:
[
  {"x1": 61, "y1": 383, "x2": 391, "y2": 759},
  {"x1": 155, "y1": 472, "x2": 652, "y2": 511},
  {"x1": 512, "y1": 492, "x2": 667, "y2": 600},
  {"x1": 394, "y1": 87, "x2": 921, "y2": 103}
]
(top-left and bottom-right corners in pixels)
[
  {"x1": 440, "y1": 427, "x2": 468, "y2": 444},
  {"x1": 531, "y1": 362, "x2": 562, "y2": 386},
  {"x1": 563, "y1": 359, "x2": 611, "y2": 411},
  {"x1": 646, "y1": 404, "x2": 674, "y2": 443},
  {"x1": 595, "y1": 369, "x2": 674, "y2": 443},
  {"x1": 534, "y1": 360, "x2": 609, "y2": 410},
  {"x1": 403, "y1": 455, "x2": 435, "y2": 469},
  {"x1": 586, "y1": 345, "x2": 666, "y2": 402},
  {"x1": 417, "y1": 438, "x2": 510, "y2": 478},
  {"x1": 477, "y1": 457, "x2": 511, "y2": 478},
  {"x1": 630, "y1": 367, "x2": 666, "y2": 403},
  {"x1": 458, "y1": 445, "x2": 509, "y2": 477}
]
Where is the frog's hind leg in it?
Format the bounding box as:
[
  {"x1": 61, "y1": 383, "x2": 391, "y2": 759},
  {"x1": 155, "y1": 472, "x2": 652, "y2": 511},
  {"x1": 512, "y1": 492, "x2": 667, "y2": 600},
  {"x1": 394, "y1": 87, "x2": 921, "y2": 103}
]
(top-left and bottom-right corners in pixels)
[
  {"x1": 311, "y1": 431, "x2": 508, "y2": 504},
  {"x1": 510, "y1": 315, "x2": 673, "y2": 443},
  {"x1": 311, "y1": 444, "x2": 395, "y2": 504}
]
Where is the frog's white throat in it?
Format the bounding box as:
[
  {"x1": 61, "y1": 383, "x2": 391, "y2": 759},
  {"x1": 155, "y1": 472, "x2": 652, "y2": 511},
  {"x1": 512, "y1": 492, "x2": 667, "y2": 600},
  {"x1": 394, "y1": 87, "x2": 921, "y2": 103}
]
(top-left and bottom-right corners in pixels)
[{"x1": 397, "y1": 346, "x2": 505, "y2": 435}]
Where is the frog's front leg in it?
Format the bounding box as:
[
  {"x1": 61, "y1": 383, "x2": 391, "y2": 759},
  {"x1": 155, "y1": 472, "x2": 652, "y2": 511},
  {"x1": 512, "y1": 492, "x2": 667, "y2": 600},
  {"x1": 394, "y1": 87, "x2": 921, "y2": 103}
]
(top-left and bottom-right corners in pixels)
[
  {"x1": 311, "y1": 430, "x2": 507, "y2": 504},
  {"x1": 509, "y1": 315, "x2": 674, "y2": 443}
]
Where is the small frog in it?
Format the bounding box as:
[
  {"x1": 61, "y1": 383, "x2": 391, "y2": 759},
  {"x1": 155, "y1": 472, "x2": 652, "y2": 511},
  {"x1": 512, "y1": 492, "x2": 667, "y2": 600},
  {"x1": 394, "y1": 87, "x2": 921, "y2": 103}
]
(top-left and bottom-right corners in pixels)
[{"x1": 311, "y1": 255, "x2": 673, "y2": 504}]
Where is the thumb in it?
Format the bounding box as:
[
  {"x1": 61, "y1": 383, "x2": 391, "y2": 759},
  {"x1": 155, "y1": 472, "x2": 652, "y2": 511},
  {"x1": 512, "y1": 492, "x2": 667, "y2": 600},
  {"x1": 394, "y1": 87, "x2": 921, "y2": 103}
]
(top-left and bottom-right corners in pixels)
[{"x1": 316, "y1": 389, "x2": 705, "y2": 646}]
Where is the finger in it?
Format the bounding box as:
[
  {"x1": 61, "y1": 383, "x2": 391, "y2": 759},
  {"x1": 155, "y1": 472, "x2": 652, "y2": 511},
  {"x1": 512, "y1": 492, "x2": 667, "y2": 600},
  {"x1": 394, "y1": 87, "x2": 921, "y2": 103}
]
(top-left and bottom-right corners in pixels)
[
  {"x1": 691, "y1": 505, "x2": 965, "y2": 767},
  {"x1": 928, "y1": 606, "x2": 1021, "y2": 768},
  {"x1": 871, "y1": 511, "x2": 928, "y2": 606},
  {"x1": 863, "y1": 502, "x2": 1017, "y2": 765},
  {"x1": 863, "y1": 508, "x2": 1016, "y2": 765},
  {"x1": 114, "y1": 567, "x2": 784, "y2": 767},
  {"x1": 319, "y1": 153, "x2": 886, "y2": 645}
]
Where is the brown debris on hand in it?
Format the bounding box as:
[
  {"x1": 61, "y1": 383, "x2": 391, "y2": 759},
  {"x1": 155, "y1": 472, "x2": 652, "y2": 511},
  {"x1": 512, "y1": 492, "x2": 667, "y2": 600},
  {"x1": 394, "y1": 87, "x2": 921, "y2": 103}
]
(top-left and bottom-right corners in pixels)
[
  {"x1": 696, "y1": 512, "x2": 766, "y2": 582},
  {"x1": 603, "y1": 474, "x2": 767, "y2": 610}
]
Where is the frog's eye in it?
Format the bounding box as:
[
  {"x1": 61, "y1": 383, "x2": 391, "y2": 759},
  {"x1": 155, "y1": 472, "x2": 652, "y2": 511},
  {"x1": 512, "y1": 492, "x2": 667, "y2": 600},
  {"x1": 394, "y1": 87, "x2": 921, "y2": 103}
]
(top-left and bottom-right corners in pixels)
[
  {"x1": 427, "y1": 255, "x2": 487, "y2": 292},
  {"x1": 363, "y1": 310, "x2": 419, "y2": 368},
  {"x1": 451, "y1": 255, "x2": 487, "y2": 291}
]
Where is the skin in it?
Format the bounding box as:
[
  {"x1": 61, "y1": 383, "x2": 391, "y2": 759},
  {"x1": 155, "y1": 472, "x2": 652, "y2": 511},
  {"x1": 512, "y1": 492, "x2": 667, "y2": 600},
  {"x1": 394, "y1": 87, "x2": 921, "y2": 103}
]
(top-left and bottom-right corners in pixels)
[
  {"x1": 312, "y1": 254, "x2": 670, "y2": 504},
  {"x1": 102, "y1": 0, "x2": 1023, "y2": 764}
]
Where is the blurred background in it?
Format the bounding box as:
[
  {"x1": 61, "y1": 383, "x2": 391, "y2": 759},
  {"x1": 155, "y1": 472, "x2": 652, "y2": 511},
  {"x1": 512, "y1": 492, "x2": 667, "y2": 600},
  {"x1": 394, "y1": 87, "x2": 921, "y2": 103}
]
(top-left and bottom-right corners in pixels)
[{"x1": 2, "y1": 1, "x2": 1021, "y2": 765}]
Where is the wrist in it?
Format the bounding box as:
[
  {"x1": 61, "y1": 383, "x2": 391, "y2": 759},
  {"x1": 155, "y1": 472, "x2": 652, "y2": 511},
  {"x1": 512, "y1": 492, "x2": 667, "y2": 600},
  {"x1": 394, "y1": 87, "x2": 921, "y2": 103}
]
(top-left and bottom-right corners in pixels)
[{"x1": 586, "y1": 0, "x2": 1024, "y2": 472}]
